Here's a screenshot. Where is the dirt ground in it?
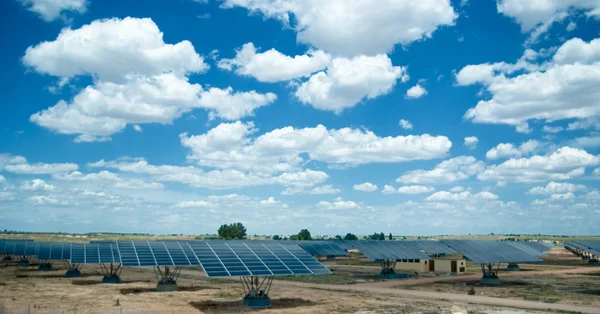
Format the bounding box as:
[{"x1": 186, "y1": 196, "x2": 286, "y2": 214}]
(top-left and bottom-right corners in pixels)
[{"x1": 0, "y1": 247, "x2": 598, "y2": 314}]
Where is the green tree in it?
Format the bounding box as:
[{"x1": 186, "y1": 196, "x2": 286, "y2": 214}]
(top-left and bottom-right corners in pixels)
[
  {"x1": 217, "y1": 222, "x2": 247, "y2": 240},
  {"x1": 368, "y1": 232, "x2": 385, "y2": 240},
  {"x1": 389, "y1": 233, "x2": 393, "y2": 240},
  {"x1": 335, "y1": 235, "x2": 342, "y2": 240},
  {"x1": 343, "y1": 233, "x2": 358, "y2": 240},
  {"x1": 272, "y1": 235, "x2": 280, "y2": 240},
  {"x1": 289, "y1": 234, "x2": 298, "y2": 240},
  {"x1": 297, "y1": 229, "x2": 312, "y2": 240}
]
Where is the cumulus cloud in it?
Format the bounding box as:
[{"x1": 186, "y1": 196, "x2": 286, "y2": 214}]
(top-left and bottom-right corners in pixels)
[
  {"x1": 353, "y1": 182, "x2": 378, "y2": 192},
  {"x1": 281, "y1": 185, "x2": 340, "y2": 195},
  {"x1": 173, "y1": 200, "x2": 215, "y2": 208},
  {"x1": 496, "y1": 0, "x2": 600, "y2": 44},
  {"x1": 218, "y1": 43, "x2": 331, "y2": 82},
  {"x1": 396, "y1": 156, "x2": 484, "y2": 185},
  {"x1": 20, "y1": 179, "x2": 57, "y2": 191},
  {"x1": 316, "y1": 198, "x2": 361, "y2": 210},
  {"x1": 53, "y1": 171, "x2": 164, "y2": 189},
  {"x1": 486, "y1": 140, "x2": 540, "y2": 160},
  {"x1": 221, "y1": 0, "x2": 457, "y2": 56},
  {"x1": 24, "y1": 17, "x2": 276, "y2": 142},
  {"x1": 18, "y1": 0, "x2": 88, "y2": 22},
  {"x1": 399, "y1": 119, "x2": 413, "y2": 130},
  {"x1": 528, "y1": 181, "x2": 586, "y2": 195},
  {"x1": 406, "y1": 84, "x2": 427, "y2": 99},
  {"x1": 295, "y1": 55, "x2": 407, "y2": 113},
  {"x1": 478, "y1": 146, "x2": 599, "y2": 182},
  {"x1": 426, "y1": 190, "x2": 499, "y2": 201},
  {"x1": 458, "y1": 37, "x2": 600, "y2": 133},
  {"x1": 4, "y1": 162, "x2": 78, "y2": 174},
  {"x1": 383, "y1": 185, "x2": 435, "y2": 194},
  {"x1": 464, "y1": 136, "x2": 479, "y2": 149},
  {"x1": 180, "y1": 121, "x2": 452, "y2": 172}
]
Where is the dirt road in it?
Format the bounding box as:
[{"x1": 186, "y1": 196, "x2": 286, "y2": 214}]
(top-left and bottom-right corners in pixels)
[{"x1": 176, "y1": 266, "x2": 600, "y2": 313}]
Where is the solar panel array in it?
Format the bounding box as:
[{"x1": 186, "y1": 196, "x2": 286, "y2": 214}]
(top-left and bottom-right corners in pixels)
[
  {"x1": 118, "y1": 240, "x2": 197, "y2": 267},
  {"x1": 346, "y1": 240, "x2": 431, "y2": 260},
  {"x1": 566, "y1": 241, "x2": 600, "y2": 257},
  {"x1": 441, "y1": 240, "x2": 541, "y2": 264},
  {"x1": 505, "y1": 241, "x2": 547, "y2": 257},
  {"x1": 0, "y1": 239, "x2": 34, "y2": 255},
  {"x1": 187, "y1": 241, "x2": 331, "y2": 277},
  {"x1": 293, "y1": 241, "x2": 348, "y2": 257},
  {"x1": 70, "y1": 243, "x2": 121, "y2": 264},
  {"x1": 36, "y1": 242, "x2": 72, "y2": 260},
  {"x1": 407, "y1": 240, "x2": 458, "y2": 255}
]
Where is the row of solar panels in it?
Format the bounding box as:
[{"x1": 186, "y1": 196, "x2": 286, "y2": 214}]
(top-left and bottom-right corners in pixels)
[
  {"x1": 0, "y1": 240, "x2": 331, "y2": 277},
  {"x1": 564, "y1": 241, "x2": 600, "y2": 257},
  {"x1": 1, "y1": 239, "x2": 553, "y2": 266}
]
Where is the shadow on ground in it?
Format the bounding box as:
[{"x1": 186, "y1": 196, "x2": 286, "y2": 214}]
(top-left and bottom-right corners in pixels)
[
  {"x1": 189, "y1": 298, "x2": 316, "y2": 313},
  {"x1": 71, "y1": 279, "x2": 151, "y2": 286},
  {"x1": 120, "y1": 285, "x2": 215, "y2": 295}
]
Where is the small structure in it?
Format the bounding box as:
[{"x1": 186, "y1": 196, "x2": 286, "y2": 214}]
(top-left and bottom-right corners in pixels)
[
  {"x1": 404, "y1": 240, "x2": 466, "y2": 274},
  {"x1": 442, "y1": 240, "x2": 542, "y2": 285}
]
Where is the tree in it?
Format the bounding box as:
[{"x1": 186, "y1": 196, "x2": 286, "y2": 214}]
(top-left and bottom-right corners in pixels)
[
  {"x1": 389, "y1": 233, "x2": 393, "y2": 240},
  {"x1": 297, "y1": 229, "x2": 312, "y2": 240},
  {"x1": 368, "y1": 232, "x2": 385, "y2": 240},
  {"x1": 335, "y1": 235, "x2": 342, "y2": 240},
  {"x1": 272, "y1": 235, "x2": 280, "y2": 240},
  {"x1": 343, "y1": 233, "x2": 358, "y2": 240},
  {"x1": 289, "y1": 234, "x2": 298, "y2": 240},
  {"x1": 217, "y1": 222, "x2": 247, "y2": 240}
]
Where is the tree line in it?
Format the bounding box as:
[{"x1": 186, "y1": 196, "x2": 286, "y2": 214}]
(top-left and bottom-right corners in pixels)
[{"x1": 216, "y1": 222, "x2": 393, "y2": 241}]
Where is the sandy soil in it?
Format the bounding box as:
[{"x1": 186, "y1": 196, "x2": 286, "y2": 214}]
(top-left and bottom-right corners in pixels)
[{"x1": 0, "y1": 263, "x2": 571, "y2": 314}]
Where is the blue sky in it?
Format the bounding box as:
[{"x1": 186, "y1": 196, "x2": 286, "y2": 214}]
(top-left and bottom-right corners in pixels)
[{"x1": 0, "y1": 0, "x2": 599, "y2": 236}]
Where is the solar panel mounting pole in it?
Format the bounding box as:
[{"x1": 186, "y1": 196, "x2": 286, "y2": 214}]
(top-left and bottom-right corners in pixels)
[
  {"x1": 241, "y1": 276, "x2": 273, "y2": 309},
  {"x1": 64, "y1": 261, "x2": 82, "y2": 278},
  {"x1": 155, "y1": 265, "x2": 181, "y2": 292},
  {"x1": 480, "y1": 263, "x2": 501, "y2": 285}
]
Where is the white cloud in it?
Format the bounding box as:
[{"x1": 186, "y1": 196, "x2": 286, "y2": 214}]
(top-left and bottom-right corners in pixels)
[
  {"x1": 396, "y1": 156, "x2": 484, "y2": 185},
  {"x1": 18, "y1": 0, "x2": 88, "y2": 22},
  {"x1": 4, "y1": 162, "x2": 78, "y2": 174},
  {"x1": 426, "y1": 190, "x2": 499, "y2": 201},
  {"x1": 90, "y1": 158, "x2": 328, "y2": 190},
  {"x1": 478, "y1": 146, "x2": 599, "y2": 182},
  {"x1": 399, "y1": 119, "x2": 413, "y2": 130},
  {"x1": 486, "y1": 140, "x2": 540, "y2": 160},
  {"x1": 316, "y1": 198, "x2": 361, "y2": 210},
  {"x1": 24, "y1": 18, "x2": 275, "y2": 142},
  {"x1": 497, "y1": 0, "x2": 600, "y2": 44},
  {"x1": 0, "y1": 154, "x2": 28, "y2": 169},
  {"x1": 570, "y1": 136, "x2": 600, "y2": 149},
  {"x1": 29, "y1": 195, "x2": 60, "y2": 205},
  {"x1": 20, "y1": 179, "x2": 57, "y2": 191},
  {"x1": 133, "y1": 125, "x2": 143, "y2": 132},
  {"x1": 594, "y1": 168, "x2": 600, "y2": 176},
  {"x1": 450, "y1": 186, "x2": 465, "y2": 192},
  {"x1": 566, "y1": 21, "x2": 577, "y2": 31},
  {"x1": 464, "y1": 136, "x2": 479, "y2": 149},
  {"x1": 52, "y1": 170, "x2": 164, "y2": 189},
  {"x1": 0, "y1": 175, "x2": 5, "y2": 183},
  {"x1": 173, "y1": 200, "x2": 215, "y2": 208},
  {"x1": 295, "y1": 55, "x2": 407, "y2": 113},
  {"x1": 460, "y1": 38, "x2": 600, "y2": 132},
  {"x1": 180, "y1": 121, "x2": 452, "y2": 171},
  {"x1": 528, "y1": 181, "x2": 586, "y2": 195},
  {"x1": 218, "y1": 43, "x2": 331, "y2": 82},
  {"x1": 281, "y1": 185, "x2": 340, "y2": 195},
  {"x1": 550, "y1": 192, "x2": 575, "y2": 201},
  {"x1": 382, "y1": 185, "x2": 396, "y2": 195},
  {"x1": 406, "y1": 84, "x2": 427, "y2": 99},
  {"x1": 353, "y1": 182, "x2": 378, "y2": 192},
  {"x1": 542, "y1": 125, "x2": 563, "y2": 133},
  {"x1": 221, "y1": 0, "x2": 457, "y2": 56},
  {"x1": 397, "y1": 185, "x2": 435, "y2": 194}
]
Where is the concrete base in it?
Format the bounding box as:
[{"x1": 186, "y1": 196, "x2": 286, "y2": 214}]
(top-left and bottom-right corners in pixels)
[
  {"x1": 1, "y1": 256, "x2": 12, "y2": 263},
  {"x1": 506, "y1": 264, "x2": 520, "y2": 272},
  {"x1": 65, "y1": 269, "x2": 81, "y2": 278},
  {"x1": 102, "y1": 275, "x2": 121, "y2": 284},
  {"x1": 38, "y1": 263, "x2": 53, "y2": 272},
  {"x1": 589, "y1": 259, "x2": 599, "y2": 265},
  {"x1": 480, "y1": 275, "x2": 502, "y2": 286},
  {"x1": 16, "y1": 260, "x2": 30, "y2": 267},
  {"x1": 156, "y1": 281, "x2": 178, "y2": 292},
  {"x1": 582, "y1": 256, "x2": 590, "y2": 261},
  {"x1": 242, "y1": 295, "x2": 271, "y2": 309}
]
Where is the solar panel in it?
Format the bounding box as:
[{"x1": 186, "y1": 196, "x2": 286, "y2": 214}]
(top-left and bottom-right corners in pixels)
[
  {"x1": 70, "y1": 243, "x2": 120, "y2": 264},
  {"x1": 407, "y1": 240, "x2": 458, "y2": 255},
  {"x1": 441, "y1": 240, "x2": 541, "y2": 264},
  {"x1": 37, "y1": 243, "x2": 52, "y2": 260},
  {"x1": 115, "y1": 241, "x2": 195, "y2": 267},
  {"x1": 520, "y1": 241, "x2": 553, "y2": 252},
  {"x1": 332, "y1": 240, "x2": 355, "y2": 251},
  {"x1": 13, "y1": 242, "x2": 27, "y2": 256},
  {"x1": 572, "y1": 241, "x2": 600, "y2": 257},
  {"x1": 505, "y1": 241, "x2": 546, "y2": 257},
  {"x1": 184, "y1": 240, "x2": 331, "y2": 277},
  {"x1": 293, "y1": 241, "x2": 348, "y2": 257},
  {"x1": 348, "y1": 241, "x2": 431, "y2": 260}
]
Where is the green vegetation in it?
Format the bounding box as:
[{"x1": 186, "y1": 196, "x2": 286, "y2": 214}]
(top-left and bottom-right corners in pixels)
[
  {"x1": 297, "y1": 229, "x2": 312, "y2": 240},
  {"x1": 217, "y1": 222, "x2": 247, "y2": 240},
  {"x1": 367, "y1": 232, "x2": 385, "y2": 240},
  {"x1": 343, "y1": 233, "x2": 358, "y2": 240}
]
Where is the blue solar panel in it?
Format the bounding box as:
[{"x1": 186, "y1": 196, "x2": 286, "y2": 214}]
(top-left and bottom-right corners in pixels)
[
  {"x1": 441, "y1": 240, "x2": 541, "y2": 264},
  {"x1": 571, "y1": 241, "x2": 600, "y2": 257},
  {"x1": 37, "y1": 243, "x2": 52, "y2": 260},
  {"x1": 13, "y1": 242, "x2": 26, "y2": 256},
  {"x1": 294, "y1": 241, "x2": 348, "y2": 257},
  {"x1": 349, "y1": 241, "x2": 431, "y2": 260},
  {"x1": 505, "y1": 242, "x2": 547, "y2": 257},
  {"x1": 184, "y1": 241, "x2": 331, "y2": 277},
  {"x1": 407, "y1": 240, "x2": 458, "y2": 255},
  {"x1": 114, "y1": 241, "x2": 196, "y2": 267},
  {"x1": 70, "y1": 243, "x2": 120, "y2": 264}
]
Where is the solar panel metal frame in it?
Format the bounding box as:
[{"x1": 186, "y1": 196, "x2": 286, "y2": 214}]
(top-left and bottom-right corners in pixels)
[
  {"x1": 293, "y1": 241, "x2": 348, "y2": 257},
  {"x1": 115, "y1": 240, "x2": 195, "y2": 267},
  {"x1": 441, "y1": 240, "x2": 541, "y2": 264},
  {"x1": 183, "y1": 240, "x2": 331, "y2": 277}
]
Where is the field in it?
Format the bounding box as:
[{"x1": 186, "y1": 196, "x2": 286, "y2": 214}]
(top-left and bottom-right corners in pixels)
[{"x1": 1, "y1": 235, "x2": 600, "y2": 313}]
